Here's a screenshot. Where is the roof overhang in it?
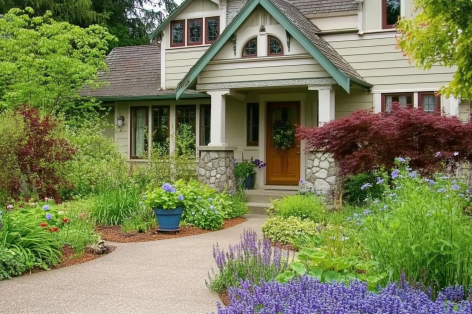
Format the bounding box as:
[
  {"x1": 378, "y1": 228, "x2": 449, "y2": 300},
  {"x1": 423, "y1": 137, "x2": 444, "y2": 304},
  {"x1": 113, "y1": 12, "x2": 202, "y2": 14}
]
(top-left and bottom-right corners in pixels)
[{"x1": 93, "y1": 93, "x2": 210, "y2": 102}]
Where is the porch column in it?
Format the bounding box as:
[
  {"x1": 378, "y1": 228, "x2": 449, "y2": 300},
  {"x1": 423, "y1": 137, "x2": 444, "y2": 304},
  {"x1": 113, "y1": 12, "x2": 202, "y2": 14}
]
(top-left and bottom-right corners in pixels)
[
  {"x1": 309, "y1": 85, "x2": 335, "y2": 126},
  {"x1": 207, "y1": 89, "x2": 229, "y2": 146}
]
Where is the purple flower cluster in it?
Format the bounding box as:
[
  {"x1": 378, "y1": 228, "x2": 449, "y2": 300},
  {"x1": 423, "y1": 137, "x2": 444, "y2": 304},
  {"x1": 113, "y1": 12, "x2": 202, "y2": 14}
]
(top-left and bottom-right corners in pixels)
[
  {"x1": 212, "y1": 277, "x2": 472, "y2": 314},
  {"x1": 253, "y1": 159, "x2": 267, "y2": 169},
  {"x1": 162, "y1": 183, "x2": 176, "y2": 193}
]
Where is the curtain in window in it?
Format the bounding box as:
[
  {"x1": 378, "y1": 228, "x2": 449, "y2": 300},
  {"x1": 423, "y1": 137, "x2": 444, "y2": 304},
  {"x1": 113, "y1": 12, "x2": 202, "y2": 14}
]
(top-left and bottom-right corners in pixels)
[
  {"x1": 135, "y1": 109, "x2": 146, "y2": 157},
  {"x1": 386, "y1": 96, "x2": 393, "y2": 112}
]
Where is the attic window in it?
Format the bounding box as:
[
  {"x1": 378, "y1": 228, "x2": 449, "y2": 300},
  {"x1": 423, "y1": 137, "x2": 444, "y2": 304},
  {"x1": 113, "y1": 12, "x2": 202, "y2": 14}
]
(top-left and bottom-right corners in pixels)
[
  {"x1": 268, "y1": 36, "x2": 283, "y2": 56},
  {"x1": 171, "y1": 20, "x2": 185, "y2": 47},
  {"x1": 188, "y1": 18, "x2": 203, "y2": 45},
  {"x1": 206, "y1": 17, "x2": 219, "y2": 44},
  {"x1": 243, "y1": 38, "x2": 257, "y2": 58},
  {"x1": 382, "y1": 0, "x2": 401, "y2": 29}
]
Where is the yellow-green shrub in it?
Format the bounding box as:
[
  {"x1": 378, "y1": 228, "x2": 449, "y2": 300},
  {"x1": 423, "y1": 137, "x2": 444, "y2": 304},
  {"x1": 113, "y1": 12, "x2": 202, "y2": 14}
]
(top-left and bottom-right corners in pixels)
[{"x1": 262, "y1": 216, "x2": 318, "y2": 246}]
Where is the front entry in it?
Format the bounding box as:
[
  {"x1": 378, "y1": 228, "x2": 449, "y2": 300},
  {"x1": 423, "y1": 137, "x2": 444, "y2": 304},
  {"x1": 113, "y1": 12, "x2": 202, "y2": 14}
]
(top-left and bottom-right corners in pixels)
[{"x1": 266, "y1": 102, "x2": 301, "y2": 185}]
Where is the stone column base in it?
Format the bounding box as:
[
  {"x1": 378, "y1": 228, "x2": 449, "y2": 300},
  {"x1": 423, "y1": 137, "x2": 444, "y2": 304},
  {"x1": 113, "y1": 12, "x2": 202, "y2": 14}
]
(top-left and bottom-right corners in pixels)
[
  {"x1": 197, "y1": 147, "x2": 236, "y2": 192},
  {"x1": 305, "y1": 151, "x2": 341, "y2": 205}
]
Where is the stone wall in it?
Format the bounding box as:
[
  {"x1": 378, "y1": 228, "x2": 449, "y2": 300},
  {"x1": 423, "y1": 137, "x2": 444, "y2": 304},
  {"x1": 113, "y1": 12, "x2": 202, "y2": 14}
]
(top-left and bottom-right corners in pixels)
[
  {"x1": 305, "y1": 151, "x2": 339, "y2": 195},
  {"x1": 197, "y1": 148, "x2": 235, "y2": 192}
]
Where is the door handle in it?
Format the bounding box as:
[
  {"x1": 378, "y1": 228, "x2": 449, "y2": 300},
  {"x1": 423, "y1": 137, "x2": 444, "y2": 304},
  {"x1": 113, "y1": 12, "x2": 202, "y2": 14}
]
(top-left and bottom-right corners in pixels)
[{"x1": 296, "y1": 151, "x2": 300, "y2": 155}]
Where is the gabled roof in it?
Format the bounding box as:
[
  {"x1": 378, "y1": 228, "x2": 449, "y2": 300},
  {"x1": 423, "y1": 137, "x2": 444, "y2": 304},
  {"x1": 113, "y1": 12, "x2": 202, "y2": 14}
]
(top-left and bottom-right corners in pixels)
[
  {"x1": 286, "y1": 0, "x2": 357, "y2": 16},
  {"x1": 82, "y1": 45, "x2": 208, "y2": 101},
  {"x1": 175, "y1": 0, "x2": 371, "y2": 99}
]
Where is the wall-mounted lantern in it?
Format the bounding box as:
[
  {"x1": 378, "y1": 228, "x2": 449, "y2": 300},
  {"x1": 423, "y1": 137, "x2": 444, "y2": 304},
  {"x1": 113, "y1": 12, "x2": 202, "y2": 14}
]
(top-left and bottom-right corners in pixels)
[{"x1": 117, "y1": 114, "x2": 125, "y2": 127}]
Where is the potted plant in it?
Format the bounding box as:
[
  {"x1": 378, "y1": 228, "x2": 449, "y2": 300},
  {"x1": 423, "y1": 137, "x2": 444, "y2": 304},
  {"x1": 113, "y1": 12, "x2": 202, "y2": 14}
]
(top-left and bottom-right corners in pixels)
[
  {"x1": 145, "y1": 183, "x2": 185, "y2": 231},
  {"x1": 234, "y1": 158, "x2": 266, "y2": 189}
]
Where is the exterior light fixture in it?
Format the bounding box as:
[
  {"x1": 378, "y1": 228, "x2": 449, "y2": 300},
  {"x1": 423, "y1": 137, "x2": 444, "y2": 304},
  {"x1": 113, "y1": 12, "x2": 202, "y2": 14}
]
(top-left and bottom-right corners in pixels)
[{"x1": 117, "y1": 114, "x2": 125, "y2": 127}]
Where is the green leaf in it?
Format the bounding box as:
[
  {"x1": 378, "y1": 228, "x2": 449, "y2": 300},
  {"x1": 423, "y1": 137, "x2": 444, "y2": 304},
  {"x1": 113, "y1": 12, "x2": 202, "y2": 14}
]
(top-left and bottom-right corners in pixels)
[
  {"x1": 323, "y1": 271, "x2": 341, "y2": 283},
  {"x1": 290, "y1": 262, "x2": 307, "y2": 276},
  {"x1": 307, "y1": 267, "x2": 323, "y2": 280}
]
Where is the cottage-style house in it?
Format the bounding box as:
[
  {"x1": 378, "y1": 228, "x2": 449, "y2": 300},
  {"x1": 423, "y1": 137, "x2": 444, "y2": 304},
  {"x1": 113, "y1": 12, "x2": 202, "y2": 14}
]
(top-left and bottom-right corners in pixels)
[{"x1": 88, "y1": 0, "x2": 469, "y2": 192}]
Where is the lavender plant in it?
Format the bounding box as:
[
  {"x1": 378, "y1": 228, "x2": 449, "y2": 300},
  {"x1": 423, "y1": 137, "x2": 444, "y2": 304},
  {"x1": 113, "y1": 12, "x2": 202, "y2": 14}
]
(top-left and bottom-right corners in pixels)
[
  {"x1": 207, "y1": 229, "x2": 292, "y2": 293},
  {"x1": 212, "y1": 276, "x2": 472, "y2": 314}
]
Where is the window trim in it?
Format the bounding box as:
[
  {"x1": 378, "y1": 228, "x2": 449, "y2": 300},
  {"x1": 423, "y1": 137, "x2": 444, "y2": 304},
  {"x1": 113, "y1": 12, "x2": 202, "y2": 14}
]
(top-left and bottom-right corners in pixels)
[
  {"x1": 381, "y1": 92, "x2": 414, "y2": 112},
  {"x1": 170, "y1": 20, "x2": 186, "y2": 47},
  {"x1": 382, "y1": 0, "x2": 400, "y2": 29},
  {"x1": 175, "y1": 105, "x2": 197, "y2": 131},
  {"x1": 187, "y1": 18, "x2": 203, "y2": 46},
  {"x1": 130, "y1": 106, "x2": 149, "y2": 159},
  {"x1": 151, "y1": 105, "x2": 171, "y2": 150},
  {"x1": 419, "y1": 92, "x2": 441, "y2": 113},
  {"x1": 267, "y1": 35, "x2": 283, "y2": 56},
  {"x1": 199, "y1": 104, "x2": 211, "y2": 146},
  {"x1": 246, "y1": 103, "x2": 259, "y2": 146},
  {"x1": 205, "y1": 16, "x2": 220, "y2": 45},
  {"x1": 242, "y1": 37, "x2": 258, "y2": 58}
]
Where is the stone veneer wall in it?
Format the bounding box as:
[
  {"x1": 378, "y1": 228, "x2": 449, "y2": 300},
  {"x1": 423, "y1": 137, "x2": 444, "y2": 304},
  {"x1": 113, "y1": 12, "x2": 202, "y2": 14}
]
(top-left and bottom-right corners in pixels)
[
  {"x1": 305, "y1": 151, "x2": 339, "y2": 194},
  {"x1": 197, "y1": 149, "x2": 235, "y2": 192}
]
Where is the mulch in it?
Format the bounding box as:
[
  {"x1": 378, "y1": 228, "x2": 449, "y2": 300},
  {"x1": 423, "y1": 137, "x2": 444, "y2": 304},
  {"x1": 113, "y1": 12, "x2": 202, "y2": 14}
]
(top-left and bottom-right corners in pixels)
[
  {"x1": 95, "y1": 217, "x2": 247, "y2": 243},
  {"x1": 219, "y1": 291, "x2": 231, "y2": 306}
]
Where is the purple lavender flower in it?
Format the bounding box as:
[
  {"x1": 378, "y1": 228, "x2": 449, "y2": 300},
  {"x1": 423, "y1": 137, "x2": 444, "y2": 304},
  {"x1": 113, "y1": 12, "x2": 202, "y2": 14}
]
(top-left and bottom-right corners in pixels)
[
  {"x1": 46, "y1": 213, "x2": 52, "y2": 220},
  {"x1": 43, "y1": 205, "x2": 50, "y2": 211},
  {"x1": 391, "y1": 169, "x2": 400, "y2": 179},
  {"x1": 361, "y1": 183, "x2": 372, "y2": 190},
  {"x1": 178, "y1": 194, "x2": 184, "y2": 201},
  {"x1": 452, "y1": 184, "x2": 460, "y2": 190}
]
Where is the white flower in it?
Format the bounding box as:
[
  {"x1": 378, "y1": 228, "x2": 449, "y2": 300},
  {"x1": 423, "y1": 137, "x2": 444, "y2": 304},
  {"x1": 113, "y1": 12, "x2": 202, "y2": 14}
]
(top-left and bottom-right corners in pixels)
[{"x1": 58, "y1": 211, "x2": 65, "y2": 215}]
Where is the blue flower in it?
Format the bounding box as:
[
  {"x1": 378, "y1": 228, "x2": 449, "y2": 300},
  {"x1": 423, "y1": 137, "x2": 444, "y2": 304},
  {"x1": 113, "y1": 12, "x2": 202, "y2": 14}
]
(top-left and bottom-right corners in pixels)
[
  {"x1": 396, "y1": 157, "x2": 406, "y2": 162},
  {"x1": 299, "y1": 179, "x2": 305, "y2": 184},
  {"x1": 208, "y1": 198, "x2": 213, "y2": 202},
  {"x1": 198, "y1": 196, "x2": 202, "y2": 199},
  {"x1": 46, "y1": 213, "x2": 52, "y2": 220},
  {"x1": 162, "y1": 183, "x2": 176, "y2": 193},
  {"x1": 0, "y1": 211, "x2": 2, "y2": 215},
  {"x1": 391, "y1": 169, "x2": 400, "y2": 179},
  {"x1": 363, "y1": 209, "x2": 372, "y2": 215},
  {"x1": 408, "y1": 172, "x2": 417, "y2": 178},
  {"x1": 43, "y1": 205, "x2": 50, "y2": 211},
  {"x1": 376, "y1": 177, "x2": 384, "y2": 185},
  {"x1": 347, "y1": 217, "x2": 351, "y2": 221},
  {"x1": 437, "y1": 188, "x2": 446, "y2": 193},
  {"x1": 360, "y1": 183, "x2": 372, "y2": 190},
  {"x1": 435, "y1": 151, "x2": 442, "y2": 157},
  {"x1": 210, "y1": 205, "x2": 214, "y2": 210},
  {"x1": 142, "y1": 195, "x2": 147, "y2": 200},
  {"x1": 384, "y1": 205, "x2": 388, "y2": 209},
  {"x1": 389, "y1": 193, "x2": 397, "y2": 197},
  {"x1": 178, "y1": 194, "x2": 184, "y2": 201},
  {"x1": 215, "y1": 210, "x2": 219, "y2": 214},
  {"x1": 452, "y1": 184, "x2": 460, "y2": 190}
]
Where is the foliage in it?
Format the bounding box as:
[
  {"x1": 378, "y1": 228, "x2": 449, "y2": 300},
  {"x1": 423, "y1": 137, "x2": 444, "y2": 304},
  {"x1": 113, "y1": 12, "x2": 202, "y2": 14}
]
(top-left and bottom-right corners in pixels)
[
  {"x1": 222, "y1": 188, "x2": 248, "y2": 219},
  {"x1": 181, "y1": 196, "x2": 223, "y2": 230},
  {"x1": 276, "y1": 248, "x2": 386, "y2": 291},
  {"x1": 207, "y1": 230, "x2": 292, "y2": 293},
  {"x1": 271, "y1": 194, "x2": 326, "y2": 222},
  {"x1": 261, "y1": 216, "x2": 318, "y2": 247},
  {"x1": 0, "y1": 8, "x2": 114, "y2": 114},
  {"x1": 146, "y1": 183, "x2": 185, "y2": 210},
  {"x1": 358, "y1": 160, "x2": 472, "y2": 294},
  {"x1": 122, "y1": 202, "x2": 156, "y2": 233},
  {"x1": 272, "y1": 120, "x2": 296, "y2": 150},
  {"x1": 396, "y1": 0, "x2": 472, "y2": 99},
  {"x1": 344, "y1": 171, "x2": 386, "y2": 204},
  {"x1": 234, "y1": 158, "x2": 266, "y2": 181},
  {"x1": 213, "y1": 277, "x2": 472, "y2": 314},
  {"x1": 0, "y1": 246, "x2": 27, "y2": 280},
  {"x1": 297, "y1": 105, "x2": 472, "y2": 177}
]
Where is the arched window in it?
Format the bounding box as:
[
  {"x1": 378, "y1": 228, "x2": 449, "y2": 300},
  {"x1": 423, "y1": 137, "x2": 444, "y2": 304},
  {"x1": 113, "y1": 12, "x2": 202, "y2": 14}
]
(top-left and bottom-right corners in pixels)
[
  {"x1": 243, "y1": 38, "x2": 257, "y2": 57},
  {"x1": 268, "y1": 36, "x2": 283, "y2": 56}
]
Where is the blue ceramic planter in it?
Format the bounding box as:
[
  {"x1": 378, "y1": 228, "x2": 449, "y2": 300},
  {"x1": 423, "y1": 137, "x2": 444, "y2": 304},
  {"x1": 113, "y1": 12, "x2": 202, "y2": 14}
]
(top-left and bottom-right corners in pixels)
[
  {"x1": 153, "y1": 207, "x2": 184, "y2": 232},
  {"x1": 244, "y1": 174, "x2": 255, "y2": 190}
]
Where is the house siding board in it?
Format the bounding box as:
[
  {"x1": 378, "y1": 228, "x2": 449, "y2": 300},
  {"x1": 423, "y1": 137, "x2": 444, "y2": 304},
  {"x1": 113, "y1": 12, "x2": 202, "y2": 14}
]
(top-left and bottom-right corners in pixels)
[
  {"x1": 165, "y1": 48, "x2": 208, "y2": 88},
  {"x1": 335, "y1": 87, "x2": 373, "y2": 119},
  {"x1": 327, "y1": 36, "x2": 455, "y2": 91},
  {"x1": 176, "y1": 0, "x2": 219, "y2": 16},
  {"x1": 286, "y1": 0, "x2": 357, "y2": 16}
]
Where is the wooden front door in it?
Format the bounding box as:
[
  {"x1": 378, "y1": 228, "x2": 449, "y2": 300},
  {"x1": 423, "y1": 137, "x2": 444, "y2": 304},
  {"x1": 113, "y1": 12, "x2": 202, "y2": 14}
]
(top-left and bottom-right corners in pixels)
[{"x1": 266, "y1": 102, "x2": 301, "y2": 185}]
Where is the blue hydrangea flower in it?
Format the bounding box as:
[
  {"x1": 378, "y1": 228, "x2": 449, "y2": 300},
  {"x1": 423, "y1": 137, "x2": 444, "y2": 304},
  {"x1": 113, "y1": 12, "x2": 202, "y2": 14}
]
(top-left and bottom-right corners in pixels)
[
  {"x1": 360, "y1": 183, "x2": 372, "y2": 190},
  {"x1": 363, "y1": 209, "x2": 372, "y2": 215},
  {"x1": 391, "y1": 169, "x2": 400, "y2": 179},
  {"x1": 408, "y1": 172, "x2": 417, "y2": 178},
  {"x1": 210, "y1": 205, "x2": 214, "y2": 210},
  {"x1": 162, "y1": 183, "x2": 176, "y2": 193},
  {"x1": 452, "y1": 185, "x2": 460, "y2": 190},
  {"x1": 347, "y1": 217, "x2": 351, "y2": 221},
  {"x1": 43, "y1": 205, "x2": 50, "y2": 211},
  {"x1": 46, "y1": 213, "x2": 52, "y2": 220},
  {"x1": 396, "y1": 157, "x2": 406, "y2": 162},
  {"x1": 376, "y1": 177, "x2": 384, "y2": 185},
  {"x1": 215, "y1": 210, "x2": 218, "y2": 214},
  {"x1": 384, "y1": 205, "x2": 388, "y2": 209},
  {"x1": 437, "y1": 188, "x2": 446, "y2": 193},
  {"x1": 178, "y1": 194, "x2": 184, "y2": 201},
  {"x1": 198, "y1": 196, "x2": 202, "y2": 199}
]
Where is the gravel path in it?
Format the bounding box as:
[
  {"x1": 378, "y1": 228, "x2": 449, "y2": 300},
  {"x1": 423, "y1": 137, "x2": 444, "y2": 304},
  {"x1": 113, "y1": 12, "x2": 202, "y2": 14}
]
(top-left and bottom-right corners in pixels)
[{"x1": 0, "y1": 215, "x2": 266, "y2": 314}]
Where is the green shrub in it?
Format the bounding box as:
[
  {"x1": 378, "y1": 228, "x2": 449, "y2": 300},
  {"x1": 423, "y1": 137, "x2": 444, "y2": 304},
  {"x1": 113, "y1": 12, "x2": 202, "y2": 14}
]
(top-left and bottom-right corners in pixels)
[
  {"x1": 273, "y1": 195, "x2": 325, "y2": 222},
  {"x1": 0, "y1": 246, "x2": 27, "y2": 280},
  {"x1": 344, "y1": 172, "x2": 386, "y2": 204},
  {"x1": 122, "y1": 206, "x2": 156, "y2": 233},
  {"x1": 262, "y1": 216, "x2": 319, "y2": 246},
  {"x1": 359, "y1": 160, "x2": 472, "y2": 294}
]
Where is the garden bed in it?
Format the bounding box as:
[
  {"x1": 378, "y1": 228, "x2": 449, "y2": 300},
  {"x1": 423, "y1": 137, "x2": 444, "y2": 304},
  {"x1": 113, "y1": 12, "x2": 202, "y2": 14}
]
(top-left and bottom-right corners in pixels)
[{"x1": 96, "y1": 217, "x2": 247, "y2": 243}]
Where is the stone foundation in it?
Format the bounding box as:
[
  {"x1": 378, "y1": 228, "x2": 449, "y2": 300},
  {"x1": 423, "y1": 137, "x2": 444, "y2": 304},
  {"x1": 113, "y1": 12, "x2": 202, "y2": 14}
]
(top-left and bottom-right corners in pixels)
[
  {"x1": 305, "y1": 151, "x2": 339, "y2": 195},
  {"x1": 197, "y1": 147, "x2": 235, "y2": 192}
]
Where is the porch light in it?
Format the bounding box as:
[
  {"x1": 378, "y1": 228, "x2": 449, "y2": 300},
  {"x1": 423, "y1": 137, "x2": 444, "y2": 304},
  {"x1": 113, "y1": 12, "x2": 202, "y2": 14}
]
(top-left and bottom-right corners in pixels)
[{"x1": 117, "y1": 114, "x2": 125, "y2": 127}]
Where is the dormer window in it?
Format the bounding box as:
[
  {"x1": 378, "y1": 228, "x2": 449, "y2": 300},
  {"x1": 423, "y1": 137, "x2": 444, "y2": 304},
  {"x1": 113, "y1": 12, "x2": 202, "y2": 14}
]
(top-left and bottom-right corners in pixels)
[
  {"x1": 206, "y1": 17, "x2": 219, "y2": 44},
  {"x1": 188, "y1": 18, "x2": 203, "y2": 45},
  {"x1": 382, "y1": 0, "x2": 401, "y2": 29},
  {"x1": 243, "y1": 38, "x2": 257, "y2": 57},
  {"x1": 268, "y1": 36, "x2": 283, "y2": 56},
  {"x1": 171, "y1": 20, "x2": 185, "y2": 47}
]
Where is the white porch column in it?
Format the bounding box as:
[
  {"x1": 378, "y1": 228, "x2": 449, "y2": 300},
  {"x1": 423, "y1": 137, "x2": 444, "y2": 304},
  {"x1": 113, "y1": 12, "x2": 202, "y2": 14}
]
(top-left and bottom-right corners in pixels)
[
  {"x1": 449, "y1": 96, "x2": 459, "y2": 117},
  {"x1": 207, "y1": 90, "x2": 229, "y2": 146},
  {"x1": 309, "y1": 85, "x2": 335, "y2": 126}
]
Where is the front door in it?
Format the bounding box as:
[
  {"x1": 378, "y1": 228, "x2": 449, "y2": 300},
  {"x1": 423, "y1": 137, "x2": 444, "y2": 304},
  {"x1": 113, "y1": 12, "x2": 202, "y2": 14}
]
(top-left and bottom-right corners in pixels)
[{"x1": 266, "y1": 102, "x2": 300, "y2": 185}]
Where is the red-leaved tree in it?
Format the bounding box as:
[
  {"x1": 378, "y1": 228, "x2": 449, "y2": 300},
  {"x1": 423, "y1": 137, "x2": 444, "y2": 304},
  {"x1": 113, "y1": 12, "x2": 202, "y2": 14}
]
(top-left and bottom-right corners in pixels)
[
  {"x1": 297, "y1": 104, "x2": 472, "y2": 176},
  {"x1": 8, "y1": 105, "x2": 76, "y2": 202}
]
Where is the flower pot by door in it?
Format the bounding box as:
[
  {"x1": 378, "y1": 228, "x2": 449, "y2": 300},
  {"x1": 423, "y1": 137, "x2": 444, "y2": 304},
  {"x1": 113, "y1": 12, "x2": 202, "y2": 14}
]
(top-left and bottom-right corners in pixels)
[
  {"x1": 153, "y1": 207, "x2": 184, "y2": 231},
  {"x1": 244, "y1": 174, "x2": 255, "y2": 190}
]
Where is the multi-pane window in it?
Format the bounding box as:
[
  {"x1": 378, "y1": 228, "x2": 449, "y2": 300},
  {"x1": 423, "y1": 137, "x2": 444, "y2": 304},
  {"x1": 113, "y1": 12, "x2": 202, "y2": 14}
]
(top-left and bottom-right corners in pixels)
[
  {"x1": 382, "y1": 93, "x2": 413, "y2": 112},
  {"x1": 243, "y1": 38, "x2": 257, "y2": 57},
  {"x1": 206, "y1": 17, "x2": 219, "y2": 44},
  {"x1": 176, "y1": 105, "x2": 197, "y2": 154},
  {"x1": 200, "y1": 105, "x2": 211, "y2": 146},
  {"x1": 188, "y1": 19, "x2": 203, "y2": 45},
  {"x1": 152, "y1": 106, "x2": 170, "y2": 150},
  {"x1": 268, "y1": 36, "x2": 283, "y2": 56},
  {"x1": 171, "y1": 20, "x2": 185, "y2": 47},
  {"x1": 247, "y1": 103, "x2": 259, "y2": 146},
  {"x1": 131, "y1": 107, "x2": 149, "y2": 158},
  {"x1": 383, "y1": 0, "x2": 401, "y2": 29},
  {"x1": 419, "y1": 93, "x2": 440, "y2": 113}
]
